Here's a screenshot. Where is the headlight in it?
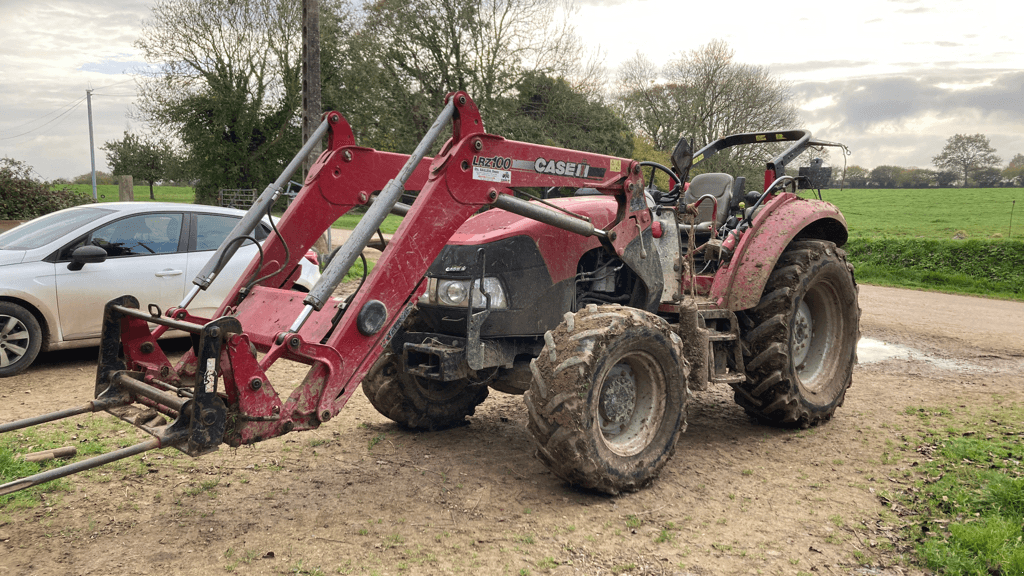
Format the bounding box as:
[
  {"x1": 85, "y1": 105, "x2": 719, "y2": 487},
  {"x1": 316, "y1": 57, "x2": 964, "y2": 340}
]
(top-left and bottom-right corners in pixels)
[
  {"x1": 440, "y1": 280, "x2": 468, "y2": 305},
  {"x1": 421, "y1": 277, "x2": 508, "y2": 309}
]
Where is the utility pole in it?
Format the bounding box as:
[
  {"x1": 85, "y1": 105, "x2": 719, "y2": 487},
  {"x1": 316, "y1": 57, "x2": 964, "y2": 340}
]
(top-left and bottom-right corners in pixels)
[
  {"x1": 302, "y1": 0, "x2": 321, "y2": 178},
  {"x1": 86, "y1": 89, "x2": 97, "y2": 201},
  {"x1": 302, "y1": 0, "x2": 325, "y2": 248}
]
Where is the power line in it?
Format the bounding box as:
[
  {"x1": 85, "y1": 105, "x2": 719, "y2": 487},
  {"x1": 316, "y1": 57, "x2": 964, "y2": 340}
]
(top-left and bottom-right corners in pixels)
[
  {"x1": 0, "y1": 95, "x2": 87, "y2": 135},
  {"x1": 0, "y1": 97, "x2": 87, "y2": 141}
]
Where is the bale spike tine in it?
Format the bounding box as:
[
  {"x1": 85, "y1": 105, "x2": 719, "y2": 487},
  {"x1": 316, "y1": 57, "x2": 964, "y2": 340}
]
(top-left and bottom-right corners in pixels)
[{"x1": 0, "y1": 398, "x2": 131, "y2": 434}]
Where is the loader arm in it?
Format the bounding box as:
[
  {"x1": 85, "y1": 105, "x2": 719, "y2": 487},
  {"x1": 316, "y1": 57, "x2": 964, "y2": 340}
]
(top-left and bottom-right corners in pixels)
[{"x1": 1, "y1": 91, "x2": 648, "y2": 494}]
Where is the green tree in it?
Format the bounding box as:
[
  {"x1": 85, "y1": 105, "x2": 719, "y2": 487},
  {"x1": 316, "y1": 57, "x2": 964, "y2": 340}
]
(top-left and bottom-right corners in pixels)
[
  {"x1": 934, "y1": 169, "x2": 958, "y2": 187},
  {"x1": 493, "y1": 72, "x2": 633, "y2": 158},
  {"x1": 72, "y1": 171, "x2": 116, "y2": 186},
  {"x1": 331, "y1": 0, "x2": 597, "y2": 153},
  {"x1": 841, "y1": 165, "x2": 869, "y2": 188},
  {"x1": 101, "y1": 132, "x2": 172, "y2": 199},
  {"x1": 0, "y1": 158, "x2": 88, "y2": 220},
  {"x1": 1001, "y1": 153, "x2": 1024, "y2": 185},
  {"x1": 895, "y1": 168, "x2": 936, "y2": 188},
  {"x1": 135, "y1": 0, "x2": 306, "y2": 204},
  {"x1": 971, "y1": 165, "x2": 1003, "y2": 187},
  {"x1": 869, "y1": 165, "x2": 901, "y2": 188},
  {"x1": 931, "y1": 133, "x2": 1001, "y2": 188}
]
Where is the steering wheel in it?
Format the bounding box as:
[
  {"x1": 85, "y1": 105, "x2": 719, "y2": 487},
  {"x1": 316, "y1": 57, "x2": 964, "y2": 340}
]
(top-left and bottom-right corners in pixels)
[{"x1": 637, "y1": 161, "x2": 681, "y2": 204}]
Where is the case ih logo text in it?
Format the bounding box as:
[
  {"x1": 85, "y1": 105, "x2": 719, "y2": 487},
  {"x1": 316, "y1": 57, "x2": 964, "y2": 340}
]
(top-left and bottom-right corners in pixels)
[
  {"x1": 533, "y1": 158, "x2": 605, "y2": 179},
  {"x1": 472, "y1": 155, "x2": 513, "y2": 170}
]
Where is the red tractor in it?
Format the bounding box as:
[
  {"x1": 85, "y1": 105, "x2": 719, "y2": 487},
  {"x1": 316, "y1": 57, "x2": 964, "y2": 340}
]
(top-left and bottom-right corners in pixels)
[{"x1": 1, "y1": 92, "x2": 858, "y2": 496}]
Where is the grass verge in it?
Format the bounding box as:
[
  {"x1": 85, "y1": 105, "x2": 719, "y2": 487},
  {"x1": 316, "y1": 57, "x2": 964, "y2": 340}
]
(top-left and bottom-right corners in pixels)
[
  {"x1": 845, "y1": 238, "x2": 1024, "y2": 301},
  {"x1": 0, "y1": 416, "x2": 147, "y2": 508},
  {"x1": 885, "y1": 404, "x2": 1024, "y2": 575}
]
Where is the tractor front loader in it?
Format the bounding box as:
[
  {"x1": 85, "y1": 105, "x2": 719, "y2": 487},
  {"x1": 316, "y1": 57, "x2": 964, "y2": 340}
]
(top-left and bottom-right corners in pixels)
[
  {"x1": 1, "y1": 91, "x2": 859, "y2": 498},
  {"x1": 1, "y1": 92, "x2": 655, "y2": 495}
]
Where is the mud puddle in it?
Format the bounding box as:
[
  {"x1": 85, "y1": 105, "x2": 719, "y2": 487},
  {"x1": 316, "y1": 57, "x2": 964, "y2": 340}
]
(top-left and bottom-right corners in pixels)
[{"x1": 857, "y1": 337, "x2": 983, "y2": 372}]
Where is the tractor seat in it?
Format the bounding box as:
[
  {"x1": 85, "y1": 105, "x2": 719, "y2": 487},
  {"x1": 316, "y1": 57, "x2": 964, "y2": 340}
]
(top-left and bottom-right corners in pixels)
[{"x1": 679, "y1": 173, "x2": 733, "y2": 234}]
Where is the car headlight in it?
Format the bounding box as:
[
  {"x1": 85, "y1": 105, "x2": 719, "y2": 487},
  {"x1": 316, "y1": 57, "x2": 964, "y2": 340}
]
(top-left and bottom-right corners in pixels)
[{"x1": 420, "y1": 277, "x2": 508, "y2": 309}]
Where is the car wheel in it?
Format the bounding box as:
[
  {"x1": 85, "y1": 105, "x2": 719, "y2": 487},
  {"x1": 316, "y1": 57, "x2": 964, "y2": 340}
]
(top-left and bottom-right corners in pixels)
[{"x1": 0, "y1": 302, "x2": 43, "y2": 378}]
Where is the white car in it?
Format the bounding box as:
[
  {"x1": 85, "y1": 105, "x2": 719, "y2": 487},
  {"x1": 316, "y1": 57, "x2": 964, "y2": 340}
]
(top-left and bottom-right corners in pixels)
[{"x1": 0, "y1": 202, "x2": 320, "y2": 377}]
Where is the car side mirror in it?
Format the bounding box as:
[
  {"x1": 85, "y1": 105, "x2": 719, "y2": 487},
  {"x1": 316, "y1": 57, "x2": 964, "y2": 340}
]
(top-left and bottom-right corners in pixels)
[{"x1": 68, "y1": 245, "x2": 108, "y2": 271}]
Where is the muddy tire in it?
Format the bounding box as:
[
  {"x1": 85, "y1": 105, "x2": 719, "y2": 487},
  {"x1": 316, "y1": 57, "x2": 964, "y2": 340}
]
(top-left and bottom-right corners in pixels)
[
  {"x1": 525, "y1": 304, "x2": 688, "y2": 495},
  {"x1": 0, "y1": 302, "x2": 43, "y2": 378},
  {"x1": 362, "y1": 335, "x2": 490, "y2": 431},
  {"x1": 738, "y1": 240, "x2": 860, "y2": 426}
]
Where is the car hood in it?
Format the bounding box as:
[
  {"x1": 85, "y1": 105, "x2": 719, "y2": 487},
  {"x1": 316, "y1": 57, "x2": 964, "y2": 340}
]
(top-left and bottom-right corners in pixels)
[{"x1": 0, "y1": 250, "x2": 26, "y2": 266}]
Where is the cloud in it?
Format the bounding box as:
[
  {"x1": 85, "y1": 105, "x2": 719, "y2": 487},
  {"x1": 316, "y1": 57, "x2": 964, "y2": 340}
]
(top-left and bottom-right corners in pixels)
[
  {"x1": 770, "y1": 60, "x2": 875, "y2": 75},
  {"x1": 795, "y1": 70, "x2": 1024, "y2": 128},
  {"x1": 793, "y1": 70, "x2": 1024, "y2": 168},
  {"x1": 79, "y1": 59, "x2": 149, "y2": 75},
  {"x1": 0, "y1": 0, "x2": 151, "y2": 179}
]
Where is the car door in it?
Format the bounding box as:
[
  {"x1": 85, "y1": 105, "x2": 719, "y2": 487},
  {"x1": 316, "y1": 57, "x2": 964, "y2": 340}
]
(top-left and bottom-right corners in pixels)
[
  {"x1": 184, "y1": 213, "x2": 265, "y2": 319},
  {"x1": 54, "y1": 212, "x2": 188, "y2": 340}
]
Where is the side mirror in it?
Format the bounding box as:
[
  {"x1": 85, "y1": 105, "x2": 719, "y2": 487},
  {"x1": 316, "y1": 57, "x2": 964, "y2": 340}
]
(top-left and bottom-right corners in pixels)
[
  {"x1": 670, "y1": 137, "x2": 693, "y2": 185},
  {"x1": 68, "y1": 245, "x2": 108, "y2": 271}
]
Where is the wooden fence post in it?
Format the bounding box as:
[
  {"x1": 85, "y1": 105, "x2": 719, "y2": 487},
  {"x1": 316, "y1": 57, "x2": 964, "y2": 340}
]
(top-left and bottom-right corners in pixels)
[{"x1": 118, "y1": 175, "x2": 134, "y2": 201}]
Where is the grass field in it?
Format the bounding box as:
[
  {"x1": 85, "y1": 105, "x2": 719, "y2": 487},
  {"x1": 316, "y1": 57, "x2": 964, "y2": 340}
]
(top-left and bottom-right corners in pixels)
[
  {"x1": 64, "y1": 185, "x2": 1024, "y2": 241},
  {"x1": 807, "y1": 187, "x2": 1023, "y2": 241},
  {"x1": 55, "y1": 184, "x2": 1023, "y2": 299},
  {"x1": 63, "y1": 183, "x2": 196, "y2": 204}
]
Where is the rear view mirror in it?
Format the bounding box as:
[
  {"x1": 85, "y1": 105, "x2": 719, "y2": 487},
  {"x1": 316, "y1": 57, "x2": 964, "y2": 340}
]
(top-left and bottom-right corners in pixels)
[
  {"x1": 68, "y1": 245, "x2": 108, "y2": 271},
  {"x1": 671, "y1": 137, "x2": 693, "y2": 185},
  {"x1": 798, "y1": 158, "x2": 832, "y2": 189}
]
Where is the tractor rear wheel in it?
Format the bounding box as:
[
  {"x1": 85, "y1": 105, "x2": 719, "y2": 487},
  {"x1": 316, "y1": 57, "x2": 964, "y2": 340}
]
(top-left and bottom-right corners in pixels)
[
  {"x1": 738, "y1": 240, "x2": 859, "y2": 426},
  {"x1": 525, "y1": 305, "x2": 688, "y2": 495}
]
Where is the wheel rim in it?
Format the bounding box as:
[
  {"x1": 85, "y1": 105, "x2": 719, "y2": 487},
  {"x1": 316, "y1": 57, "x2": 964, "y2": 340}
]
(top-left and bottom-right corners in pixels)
[
  {"x1": 0, "y1": 314, "x2": 32, "y2": 369},
  {"x1": 791, "y1": 281, "x2": 842, "y2": 394},
  {"x1": 597, "y1": 351, "x2": 666, "y2": 457}
]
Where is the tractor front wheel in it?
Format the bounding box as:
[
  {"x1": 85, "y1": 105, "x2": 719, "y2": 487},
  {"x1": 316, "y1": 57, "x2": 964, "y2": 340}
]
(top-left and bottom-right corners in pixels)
[
  {"x1": 525, "y1": 305, "x2": 688, "y2": 495},
  {"x1": 738, "y1": 240, "x2": 860, "y2": 426},
  {"x1": 362, "y1": 348, "x2": 490, "y2": 431}
]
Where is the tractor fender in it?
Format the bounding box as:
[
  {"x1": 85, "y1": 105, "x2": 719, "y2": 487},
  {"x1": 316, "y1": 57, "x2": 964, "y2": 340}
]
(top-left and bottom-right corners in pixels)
[
  {"x1": 618, "y1": 227, "x2": 664, "y2": 313},
  {"x1": 709, "y1": 194, "x2": 848, "y2": 311}
]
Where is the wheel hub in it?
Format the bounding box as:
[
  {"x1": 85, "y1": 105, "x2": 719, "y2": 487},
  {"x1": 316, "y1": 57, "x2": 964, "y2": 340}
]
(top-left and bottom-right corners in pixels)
[
  {"x1": 792, "y1": 299, "x2": 812, "y2": 369},
  {"x1": 600, "y1": 364, "x2": 637, "y2": 434},
  {"x1": 1, "y1": 315, "x2": 29, "y2": 367}
]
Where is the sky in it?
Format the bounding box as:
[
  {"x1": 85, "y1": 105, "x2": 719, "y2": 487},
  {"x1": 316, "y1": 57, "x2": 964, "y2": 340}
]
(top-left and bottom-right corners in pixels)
[{"x1": 1, "y1": 0, "x2": 1022, "y2": 181}]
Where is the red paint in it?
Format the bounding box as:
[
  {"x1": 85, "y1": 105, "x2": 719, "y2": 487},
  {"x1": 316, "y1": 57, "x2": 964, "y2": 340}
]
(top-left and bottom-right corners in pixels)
[
  {"x1": 710, "y1": 193, "x2": 847, "y2": 310},
  {"x1": 109, "y1": 91, "x2": 649, "y2": 450}
]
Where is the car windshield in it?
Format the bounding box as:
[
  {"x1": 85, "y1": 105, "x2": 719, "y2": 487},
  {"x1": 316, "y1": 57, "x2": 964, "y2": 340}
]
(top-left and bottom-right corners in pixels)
[{"x1": 0, "y1": 207, "x2": 115, "y2": 250}]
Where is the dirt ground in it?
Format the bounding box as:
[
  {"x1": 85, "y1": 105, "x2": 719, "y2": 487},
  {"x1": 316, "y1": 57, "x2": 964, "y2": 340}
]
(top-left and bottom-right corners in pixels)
[{"x1": 1, "y1": 284, "x2": 1022, "y2": 576}]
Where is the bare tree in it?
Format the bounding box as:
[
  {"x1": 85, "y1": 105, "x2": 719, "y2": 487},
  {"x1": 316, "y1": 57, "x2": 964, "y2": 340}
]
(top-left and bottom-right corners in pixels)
[
  {"x1": 931, "y1": 133, "x2": 1001, "y2": 188},
  {"x1": 616, "y1": 40, "x2": 798, "y2": 181},
  {"x1": 615, "y1": 52, "x2": 678, "y2": 150},
  {"x1": 364, "y1": 0, "x2": 589, "y2": 109}
]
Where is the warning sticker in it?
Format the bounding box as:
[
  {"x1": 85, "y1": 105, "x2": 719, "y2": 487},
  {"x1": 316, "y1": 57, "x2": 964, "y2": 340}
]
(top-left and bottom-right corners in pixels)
[
  {"x1": 609, "y1": 159, "x2": 622, "y2": 173},
  {"x1": 473, "y1": 165, "x2": 511, "y2": 184}
]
